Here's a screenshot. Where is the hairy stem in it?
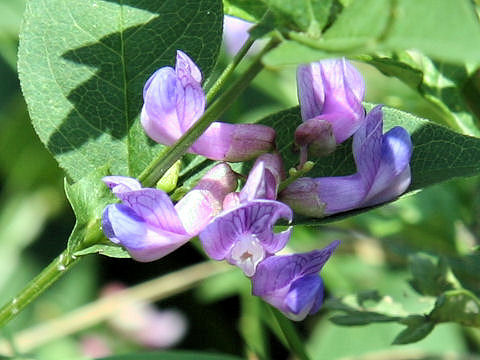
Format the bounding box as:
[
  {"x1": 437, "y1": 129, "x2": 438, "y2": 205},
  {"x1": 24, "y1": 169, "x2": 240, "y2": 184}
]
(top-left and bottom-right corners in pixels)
[
  {"x1": 206, "y1": 37, "x2": 255, "y2": 104},
  {"x1": 139, "y1": 37, "x2": 280, "y2": 187}
]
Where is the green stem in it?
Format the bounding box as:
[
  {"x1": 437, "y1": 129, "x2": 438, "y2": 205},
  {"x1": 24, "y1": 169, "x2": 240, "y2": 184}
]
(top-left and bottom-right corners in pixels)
[
  {"x1": 206, "y1": 37, "x2": 255, "y2": 104},
  {"x1": 0, "y1": 249, "x2": 78, "y2": 328},
  {"x1": 278, "y1": 161, "x2": 315, "y2": 192},
  {"x1": 269, "y1": 307, "x2": 311, "y2": 360},
  {"x1": 139, "y1": 37, "x2": 280, "y2": 187}
]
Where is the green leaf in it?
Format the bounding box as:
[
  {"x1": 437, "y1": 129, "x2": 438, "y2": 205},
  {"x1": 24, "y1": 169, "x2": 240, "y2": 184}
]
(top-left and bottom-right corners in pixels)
[
  {"x1": 264, "y1": 0, "x2": 333, "y2": 34},
  {"x1": 392, "y1": 317, "x2": 435, "y2": 345},
  {"x1": 330, "y1": 312, "x2": 401, "y2": 326},
  {"x1": 283, "y1": 0, "x2": 480, "y2": 65},
  {"x1": 64, "y1": 166, "x2": 115, "y2": 254},
  {"x1": 73, "y1": 243, "x2": 130, "y2": 258},
  {"x1": 261, "y1": 103, "x2": 480, "y2": 205},
  {"x1": 98, "y1": 351, "x2": 243, "y2": 360},
  {"x1": 408, "y1": 253, "x2": 454, "y2": 297},
  {"x1": 430, "y1": 289, "x2": 480, "y2": 327},
  {"x1": 367, "y1": 53, "x2": 480, "y2": 136},
  {"x1": 223, "y1": 0, "x2": 268, "y2": 22},
  {"x1": 18, "y1": 0, "x2": 223, "y2": 181}
]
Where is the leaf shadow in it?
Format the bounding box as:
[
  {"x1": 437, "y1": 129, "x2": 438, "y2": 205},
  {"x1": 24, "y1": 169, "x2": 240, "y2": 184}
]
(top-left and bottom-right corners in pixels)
[{"x1": 45, "y1": 0, "x2": 222, "y2": 175}]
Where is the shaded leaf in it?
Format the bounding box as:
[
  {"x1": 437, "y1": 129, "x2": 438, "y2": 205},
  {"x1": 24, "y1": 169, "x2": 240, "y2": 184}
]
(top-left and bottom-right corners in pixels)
[
  {"x1": 430, "y1": 289, "x2": 480, "y2": 327},
  {"x1": 392, "y1": 318, "x2": 435, "y2": 345},
  {"x1": 19, "y1": 0, "x2": 223, "y2": 181},
  {"x1": 330, "y1": 312, "x2": 401, "y2": 326},
  {"x1": 64, "y1": 166, "x2": 115, "y2": 254},
  {"x1": 408, "y1": 253, "x2": 454, "y2": 297}
]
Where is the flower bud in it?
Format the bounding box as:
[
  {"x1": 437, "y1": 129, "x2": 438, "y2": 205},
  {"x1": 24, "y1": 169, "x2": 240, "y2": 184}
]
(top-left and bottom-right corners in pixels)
[
  {"x1": 297, "y1": 58, "x2": 366, "y2": 145},
  {"x1": 279, "y1": 178, "x2": 326, "y2": 218}
]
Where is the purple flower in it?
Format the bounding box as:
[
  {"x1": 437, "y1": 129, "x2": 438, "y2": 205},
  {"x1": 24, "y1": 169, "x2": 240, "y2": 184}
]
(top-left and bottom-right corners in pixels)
[
  {"x1": 200, "y1": 153, "x2": 291, "y2": 276},
  {"x1": 252, "y1": 241, "x2": 339, "y2": 321},
  {"x1": 295, "y1": 59, "x2": 365, "y2": 157},
  {"x1": 223, "y1": 15, "x2": 253, "y2": 55},
  {"x1": 199, "y1": 200, "x2": 293, "y2": 276},
  {"x1": 141, "y1": 50, "x2": 275, "y2": 161},
  {"x1": 102, "y1": 164, "x2": 237, "y2": 262},
  {"x1": 281, "y1": 105, "x2": 413, "y2": 217}
]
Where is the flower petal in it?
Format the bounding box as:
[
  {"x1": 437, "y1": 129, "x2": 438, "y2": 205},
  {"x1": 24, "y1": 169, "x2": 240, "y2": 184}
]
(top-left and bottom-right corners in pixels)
[
  {"x1": 199, "y1": 200, "x2": 292, "y2": 261},
  {"x1": 252, "y1": 241, "x2": 339, "y2": 296},
  {"x1": 223, "y1": 15, "x2": 253, "y2": 55},
  {"x1": 102, "y1": 204, "x2": 190, "y2": 262},
  {"x1": 102, "y1": 176, "x2": 142, "y2": 196},
  {"x1": 141, "y1": 67, "x2": 184, "y2": 145},
  {"x1": 175, "y1": 50, "x2": 202, "y2": 84},
  {"x1": 102, "y1": 204, "x2": 146, "y2": 245},
  {"x1": 352, "y1": 105, "x2": 383, "y2": 187},
  {"x1": 240, "y1": 153, "x2": 284, "y2": 202},
  {"x1": 315, "y1": 174, "x2": 366, "y2": 215},
  {"x1": 116, "y1": 188, "x2": 186, "y2": 234},
  {"x1": 284, "y1": 275, "x2": 324, "y2": 320},
  {"x1": 297, "y1": 62, "x2": 325, "y2": 121},
  {"x1": 364, "y1": 126, "x2": 412, "y2": 204}
]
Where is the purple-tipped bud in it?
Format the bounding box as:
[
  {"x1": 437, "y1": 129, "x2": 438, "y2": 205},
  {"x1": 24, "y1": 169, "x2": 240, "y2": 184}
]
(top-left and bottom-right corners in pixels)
[
  {"x1": 190, "y1": 122, "x2": 276, "y2": 162},
  {"x1": 297, "y1": 58, "x2": 366, "y2": 145},
  {"x1": 295, "y1": 118, "x2": 336, "y2": 157},
  {"x1": 281, "y1": 105, "x2": 412, "y2": 217},
  {"x1": 240, "y1": 152, "x2": 285, "y2": 202},
  {"x1": 279, "y1": 178, "x2": 326, "y2": 218},
  {"x1": 199, "y1": 200, "x2": 293, "y2": 277},
  {"x1": 141, "y1": 50, "x2": 276, "y2": 162},
  {"x1": 252, "y1": 241, "x2": 339, "y2": 321},
  {"x1": 175, "y1": 163, "x2": 238, "y2": 235}
]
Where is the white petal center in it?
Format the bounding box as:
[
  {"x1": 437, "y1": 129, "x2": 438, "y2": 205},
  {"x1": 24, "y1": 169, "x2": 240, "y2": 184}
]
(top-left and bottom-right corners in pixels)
[{"x1": 229, "y1": 234, "x2": 265, "y2": 277}]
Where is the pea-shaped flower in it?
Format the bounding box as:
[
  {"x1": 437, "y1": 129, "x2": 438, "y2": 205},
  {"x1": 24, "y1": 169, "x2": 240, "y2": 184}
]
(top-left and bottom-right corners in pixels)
[
  {"x1": 281, "y1": 105, "x2": 412, "y2": 217},
  {"x1": 252, "y1": 240, "x2": 339, "y2": 321},
  {"x1": 295, "y1": 58, "x2": 366, "y2": 158},
  {"x1": 200, "y1": 153, "x2": 292, "y2": 277},
  {"x1": 102, "y1": 163, "x2": 237, "y2": 262},
  {"x1": 141, "y1": 50, "x2": 275, "y2": 161}
]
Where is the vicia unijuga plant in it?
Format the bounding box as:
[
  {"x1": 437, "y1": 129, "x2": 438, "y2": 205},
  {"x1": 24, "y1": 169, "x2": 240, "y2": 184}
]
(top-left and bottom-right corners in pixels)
[{"x1": 3, "y1": 0, "x2": 480, "y2": 358}]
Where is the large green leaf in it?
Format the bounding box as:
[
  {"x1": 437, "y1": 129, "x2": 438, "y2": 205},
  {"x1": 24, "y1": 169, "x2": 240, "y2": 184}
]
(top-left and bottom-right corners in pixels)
[
  {"x1": 19, "y1": 0, "x2": 223, "y2": 182},
  {"x1": 260, "y1": 104, "x2": 480, "y2": 222},
  {"x1": 367, "y1": 53, "x2": 480, "y2": 137},
  {"x1": 271, "y1": 0, "x2": 480, "y2": 65}
]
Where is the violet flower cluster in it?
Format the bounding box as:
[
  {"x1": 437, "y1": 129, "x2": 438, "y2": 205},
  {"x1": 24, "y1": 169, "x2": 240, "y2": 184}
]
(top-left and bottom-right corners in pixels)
[{"x1": 101, "y1": 51, "x2": 413, "y2": 321}]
